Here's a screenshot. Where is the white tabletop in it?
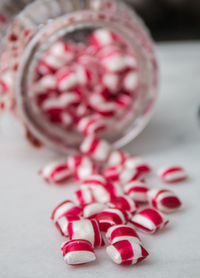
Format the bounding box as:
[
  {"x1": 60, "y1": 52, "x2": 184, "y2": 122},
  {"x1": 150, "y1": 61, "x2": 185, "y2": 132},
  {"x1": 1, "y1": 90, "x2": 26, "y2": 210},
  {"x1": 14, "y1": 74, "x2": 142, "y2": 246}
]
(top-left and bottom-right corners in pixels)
[{"x1": 0, "y1": 42, "x2": 200, "y2": 278}]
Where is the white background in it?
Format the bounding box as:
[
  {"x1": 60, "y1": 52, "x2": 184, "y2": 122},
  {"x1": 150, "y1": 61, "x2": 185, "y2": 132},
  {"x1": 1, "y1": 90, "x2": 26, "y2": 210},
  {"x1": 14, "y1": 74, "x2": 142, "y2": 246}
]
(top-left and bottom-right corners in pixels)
[{"x1": 0, "y1": 42, "x2": 200, "y2": 278}]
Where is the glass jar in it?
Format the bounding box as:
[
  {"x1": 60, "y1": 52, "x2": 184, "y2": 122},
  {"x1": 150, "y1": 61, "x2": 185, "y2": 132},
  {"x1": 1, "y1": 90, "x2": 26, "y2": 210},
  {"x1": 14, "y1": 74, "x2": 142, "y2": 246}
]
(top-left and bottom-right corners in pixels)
[{"x1": 0, "y1": 0, "x2": 158, "y2": 153}]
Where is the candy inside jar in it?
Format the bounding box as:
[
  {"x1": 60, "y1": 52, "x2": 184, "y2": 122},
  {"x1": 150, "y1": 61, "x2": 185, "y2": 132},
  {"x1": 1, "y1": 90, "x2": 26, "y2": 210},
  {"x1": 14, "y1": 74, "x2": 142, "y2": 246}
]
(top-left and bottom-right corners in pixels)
[{"x1": 0, "y1": 0, "x2": 158, "y2": 153}]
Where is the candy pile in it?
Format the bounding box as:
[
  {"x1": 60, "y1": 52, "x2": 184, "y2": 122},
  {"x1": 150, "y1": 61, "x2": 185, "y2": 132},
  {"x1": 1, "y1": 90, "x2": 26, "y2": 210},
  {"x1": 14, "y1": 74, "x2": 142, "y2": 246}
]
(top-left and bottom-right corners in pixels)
[
  {"x1": 32, "y1": 28, "x2": 139, "y2": 137},
  {"x1": 40, "y1": 138, "x2": 187, "y2": 266}
]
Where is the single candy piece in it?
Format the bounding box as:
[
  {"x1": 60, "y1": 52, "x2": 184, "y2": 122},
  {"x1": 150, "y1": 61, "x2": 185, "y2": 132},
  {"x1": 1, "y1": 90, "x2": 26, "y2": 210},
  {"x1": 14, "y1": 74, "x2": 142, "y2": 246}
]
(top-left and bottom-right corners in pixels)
[
  {"x1": 67, "y1": 155, "x2": 96, "y2": 181},
  {"x1": 148, "y1": 188, "x2": 182, "y2": 213},
  {"x1": 55, "y1": 214, "x2": 81, "y2": 236},
  {"x1": 96, "y1": 208, "x2": 127, "y2": 232},
  {"x1": 106, "y1": 150, "x2": 127, "y2": 167},
  {"x1": 80, "y1": 135, "x2": 111, "y2": 162},
  {"x1": 51, "y1": 200, "x2": 82, "y2": 222},
  {"x1": 124, "y1": 156, "x2": 151, "y2": 175},
  {"x1": 108, "y1": 196, "x2": 138, "y2": 213},
  {"x1": 102, "y1": 72, "x2": 120, "y2": 92},
  {"x1": 56, "y1": 67, "x2": 79, "y2": 91},
  {"x1": 83, "y1": 202, "x2": 106, "y2": 219},
  {"x1": 77, "y1": 115, "x2": 106, "y2": 135},
  {"x1": 81, "y1": 176, "x2": 122, "y2": 203},
  {"x1": 61, "y1": 239, "x2": 96, "y2": 265},
  {"x1": 124, "y1": 181, "x2": 149, "y2": 202},
  {"x1": 74, "y1": 187, "x2": 95, "y2": 206},
  {"x1": 89, "y1": 94, "x2": 116, "y2": 117},
  {"x1": 89, "y1": 28, "x2": 118, "y2": 48},
  {"x1": 106, "y1": 224, "x2": 141, "y2": 244},
  {"x1": 106, "y1": 239, "x2": 148, "y2": 265},
  {"x1": 99, "y1": 46, "x2": 129, "y2": 72},
  {"x1": 157, "y1": 166, "x2": 187, "y2": 183},
  {"x1": 123, "y1": 70, "x2": 138, "y2": 92},
  {"x1": 131, "y1": 208, "x2": 169, "y2": 234},
  {"x1": 104, "y1": 166, "x2": 138, "y2": 184},
  {"x1": 39, "y1": 160, "x2": 73, "y2": 184},
  {"x1": 68, "y1": 219, "x2": 103, "y2": 248}
]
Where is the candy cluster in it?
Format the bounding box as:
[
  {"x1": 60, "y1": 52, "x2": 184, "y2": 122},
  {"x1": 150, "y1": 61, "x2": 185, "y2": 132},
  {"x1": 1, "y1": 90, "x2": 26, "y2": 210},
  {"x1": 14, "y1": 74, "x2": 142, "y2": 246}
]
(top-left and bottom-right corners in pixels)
[
  {"x1": 32, "y1": 28, "x2": 139, "y2": 139},
  {"x1": 40, "y1": 139, "x2": 187, "y2": 266}
]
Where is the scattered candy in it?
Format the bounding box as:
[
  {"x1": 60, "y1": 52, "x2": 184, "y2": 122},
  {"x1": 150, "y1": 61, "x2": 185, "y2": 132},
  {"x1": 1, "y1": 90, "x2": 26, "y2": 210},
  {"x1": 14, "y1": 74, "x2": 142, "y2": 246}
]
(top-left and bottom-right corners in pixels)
[
  {"x1": 83, "y1": 202, "x2": 106, "y2": 219},
  {"x1": 95, "y1": 208, "x2": 127, "y2": 232},
  {"x1": 39, "y1": 159, "x2": 73, "y2": 184},
  {"x1": 106, "y1": 224, "x2": 141, "y2": 244},
  {"x1": 124, "y1": 181, "x2": 149, "y2": 202},
  {"x1": 131, "y1": 208, "x2": 169, "y2": 234},
  {"x1": 157, "y1": 166, "x2": 187, "y2": 183},
  {"x1": 68, "y1": 219, "x2": 103, "y2": 248},
  {"x1": 148, "y1": 188, "x2": 182, "y2": 213},
  {"x1": 80, "y1": 135, "x2": 111, "y2": 162},
  {"x1": 55, "y1": 214, "x2": 81, "y2": 237},
  {"x1": 108, "y1": 196, "x2": 138, "y2": 213},
  {"x1": 51, "y1": 200, "x2": 82, "y2": 222},
  {"x1": 106, "y1": 239, "x2": 149, "y2": 265},
  {"x1": 61, "y1": 239, "x2": 96, "y2": 265}
]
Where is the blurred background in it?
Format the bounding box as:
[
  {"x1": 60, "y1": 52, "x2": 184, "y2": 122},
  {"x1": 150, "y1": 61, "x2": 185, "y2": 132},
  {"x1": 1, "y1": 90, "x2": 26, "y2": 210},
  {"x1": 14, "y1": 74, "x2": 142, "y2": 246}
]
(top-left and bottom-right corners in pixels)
[
  {"x1": 128, "y1": 0, "x2": 200, "y2": 41},
  {"x1": 1, "y1": 0, "x2": 200, "y2": 41}
]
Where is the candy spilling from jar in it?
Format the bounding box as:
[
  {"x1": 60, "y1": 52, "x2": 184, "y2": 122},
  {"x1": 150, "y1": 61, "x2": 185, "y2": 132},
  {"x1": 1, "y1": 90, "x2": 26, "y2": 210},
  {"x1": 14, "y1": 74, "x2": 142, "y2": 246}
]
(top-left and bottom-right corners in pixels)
[
  {"x1": 39, "y1": 139, "x2": 187, "y2": 266},
  {"x1": 30, "y1": 28, "x2": 139, "y2": 139}
]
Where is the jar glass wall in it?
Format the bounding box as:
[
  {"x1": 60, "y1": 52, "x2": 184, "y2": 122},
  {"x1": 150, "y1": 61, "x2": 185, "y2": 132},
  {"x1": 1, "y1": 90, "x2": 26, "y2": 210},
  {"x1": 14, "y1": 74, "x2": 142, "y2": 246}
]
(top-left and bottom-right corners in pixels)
[{"x1": 0, "y1": 0, "x2": 158, "y2": 153}]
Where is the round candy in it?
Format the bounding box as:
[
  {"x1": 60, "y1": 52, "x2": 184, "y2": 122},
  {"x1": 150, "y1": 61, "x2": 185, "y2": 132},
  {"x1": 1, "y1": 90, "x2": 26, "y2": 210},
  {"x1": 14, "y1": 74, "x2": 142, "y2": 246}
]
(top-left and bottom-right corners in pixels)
[{"x1": 157, "y1": 166, "x2": 187, "y2": 183}]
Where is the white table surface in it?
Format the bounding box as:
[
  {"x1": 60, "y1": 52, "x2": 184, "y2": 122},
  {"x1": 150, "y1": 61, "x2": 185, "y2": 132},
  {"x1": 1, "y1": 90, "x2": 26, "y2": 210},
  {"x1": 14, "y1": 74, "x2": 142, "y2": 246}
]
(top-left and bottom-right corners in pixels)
[{"x1": 0, "y1": 42, "x2": 200, "y2": 278}]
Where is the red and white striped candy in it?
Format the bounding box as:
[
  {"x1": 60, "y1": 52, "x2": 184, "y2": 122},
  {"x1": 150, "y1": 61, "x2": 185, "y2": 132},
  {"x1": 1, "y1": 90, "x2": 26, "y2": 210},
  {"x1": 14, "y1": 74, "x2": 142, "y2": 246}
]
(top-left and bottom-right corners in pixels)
[
  {"x1": 89, "y1": 28, "x2": 118, "y2": 48},
  {"x1": 106, "y1": 239, "x2": 149, "y2": 265},
  {"x1": 157, "y1": 166, "x2": 187, "y2": 183},
  {"x1": 51, "y1": 200, "x2": 82, "y2": 222},
  {"x1": 131, "y1": 208, "x2": 169, "y2": 234},
  {"x1": 106, "y1": 150, "x2": 127, "y2": 167},
  {"x1": 99, "y1": 46, "x2": 128, "y2": 72},
  {"x1": 49, "y1": 41, "x2": 74, "y2": 63},
  {"x1": 55, "y1": 214, "x2": 81, "y2": 236},
  {"x1": 39, "y1": 160, "x2": 73, "y2": 184},
  {"x1": 95, "y1": 208, "x2": 127, "y2": 232},
  {"x1": 35, "y1": 74, "x2": 57, "y2": 91},
  {"x1": 124, "y1": 156, "x2": 151, "y2": 175},
  {"x1": 108, "y1": 196, "x2": 138, "y2": 213},
  {"x1": 83, "y1": 202, "x2": 106, "y2": 219},
  {"x1": 124, "y1": 181, "x2": 149, "y2": 202},
  {"x1": 81, "y1": 175, "x2": 116, "y2": 203},
  {"x1": 67, "y1": 155, "x2": 96, "y2": 181},
  {"x1": 106, "y1": 224, "x2": 141, "y2": 244},
  {"x1": 89, "y1": 94, "x2": 116, "y2": 117},
  {"x1": 68, "y1": 219, "x2": 103, "y2": 248},
  {"x1": 56, "y1": 67, "x2": 79, "y2": 91},
  {"x1": 148, "y1": 188, "x2": 182, "y2": 213},
  {"x1": 80, "y1": 135, "x2": 111, "y2": 162},
  {"x1": 77, "y1": 115, "x2": 106, "y2": 135},
  {"x1": 104, "y1": 165, "x2": 139, "y2": 185},
  {"x1": 102, "y1": 72, "x2": 120, "y2": 92},
  {"x1": 61, "y1": 239, "x2": 96, "y2": 265},
  {"x1": 42, "y1": 92, "x2": 79, "y2": 112},
  {"x1": 123, "y1": 70, "x2": 138, "y2": 92},
  {"x1": 75, "y1": 187, "x2": 95, "y2": 206}
]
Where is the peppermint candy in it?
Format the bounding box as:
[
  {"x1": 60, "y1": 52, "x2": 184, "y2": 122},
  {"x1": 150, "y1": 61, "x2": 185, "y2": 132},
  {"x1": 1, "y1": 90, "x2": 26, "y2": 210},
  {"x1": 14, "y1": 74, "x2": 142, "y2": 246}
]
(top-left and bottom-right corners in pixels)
[
  {"x1": 51, "y1": 200, "x2": 82, "y2": 222},
  {"x1": 131, "y1": 208, "x2": 169, "y2": 234},
  {"x1": 61, "y1": 239, "x2": 96, "y2": 265},
  {"x1": 68, "y1": 219, "x2": 103, "y2": 248},
  {"x1": 157, "y1": 166, "x2": 187, "y2": 183},
  {"x1": 106, "y1": 239, "x2": 149, "y2": 265},
  {"x1": 148, "y1": 188, "x2": 182, "y2": 213},
  {"x1": 106, "y1": 224, "x2": 141, "y2": 244}
]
